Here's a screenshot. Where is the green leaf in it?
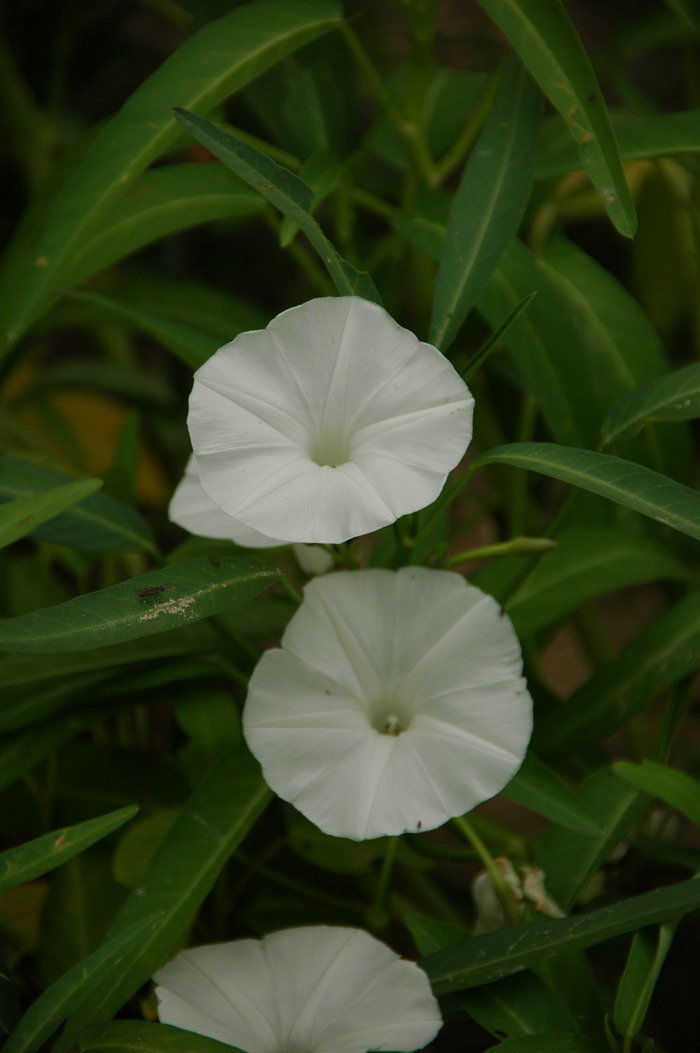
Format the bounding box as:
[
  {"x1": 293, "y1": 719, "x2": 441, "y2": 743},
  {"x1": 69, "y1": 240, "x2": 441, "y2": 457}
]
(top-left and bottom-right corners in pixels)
[
  {"x1": 537, "y1": 109, "x2": 700, "y2": 178},
  {"x1": 474, "y1": 442, "x2": 700, "y2": 544},
  {"x1": 78, "y1": 1022, "x2": 242, "y2": 1053},
  {"x1": 461, "y1": 293, "x2": 536, "y2": 384},
  {"x1": 0, "y1": 480, "x2": 102, "y2": 549},
  {"x1": 613, "y1": 760, "x2": 700, "y2": 828},
  {"x1": 614, "y1": 924, "x2": 676, "y2": 1039},
  {"x1": 536, "y1": 592, "x2": 700, "y2": 757},
  {"x1": 65, "y1": 291, "x2": 218, "y2": 370},
  {"x1": 603, "y1": 363, "x2": 700, "y2": 446},
  {"x1": 476, "y1": 0, "x2": 636, "y2": 235},
  {"x1": 172, "y1": 108, "x2": 380, "y2": 304},
  {"x1": 478, "y1": 241, "x2": 601, "y2": 446},
  {"x1": 502, "y1": 753, "x2": 601, "y2": 836},
  {"x1": 500, "y1": 528, "x2": 687, "y2": 636},
  {"x1": 1, "y1": 915, "x2": 159, "y2": 1053},
  {"x1": 430, "y1": 57, "x2": 541, "y2": 351},
  {"x1": 0, "y1": 556, "x2": 279, "y2": 654},
  {"x1": 58, "y1": 749, "x2": 271, "y2": 1041},
  {"x1": 0, "y1": 0, "x2": 343, "y2": 354},
  {"x1": 423, "y1": 875, "x2": 700, "y2": 995},
  {"x1": 534, "y1": 769, "x2": 650, "y2": 911},
  {"x1": 459, "y1": 974, "x2": 583, "y2": 1040},
  {"x1": 0, "y1": 458, "x2": 155, "y2": 554},
  {"x1": 61, "y1": 164, "x2": 264, "y2": 291},
  {"x1": 0, "y1": 807, "x2": 137, "y2": 893}
]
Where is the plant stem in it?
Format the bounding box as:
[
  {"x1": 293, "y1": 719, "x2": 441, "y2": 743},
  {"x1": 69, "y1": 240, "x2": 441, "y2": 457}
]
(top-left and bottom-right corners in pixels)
[
  {"x1": 452, "y1": 814, "x2": 521, "y2": 925},
  {"x1": 447, "y1": 536, "x2": 557, "y2": 568},
  {"x1": 366, "y1": 834, "x2": 400, "y2": 930}
]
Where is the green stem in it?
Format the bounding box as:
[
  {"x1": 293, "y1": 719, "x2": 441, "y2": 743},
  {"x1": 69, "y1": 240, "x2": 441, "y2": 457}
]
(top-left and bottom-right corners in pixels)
[
  {"x1": 452, "y1": 814, "x2": 521, "y2": 925},
  {"x1": 411, "y1": 461, "x2": 481, "y2": 550},
  {"x1": 432, "y1": 68, "x2": 502, "y2": 185},
  {"x1": 279, "y1": 576, "x2": 302, "y2": 606},
  {"x1": 366, "y1": 834, "x2": 400, "y2": 930},
  {"x1": 340, "y1": 23, "x2": 436, "y2": 184},
  {"x1": 447, "y1": 536, "x2": 557, "y2": 568}
]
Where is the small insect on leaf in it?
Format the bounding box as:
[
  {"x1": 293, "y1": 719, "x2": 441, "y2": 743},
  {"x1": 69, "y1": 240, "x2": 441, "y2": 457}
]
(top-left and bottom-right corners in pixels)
[{"x1": 137, "y1": 584, "x2": 166, "y2": 601}]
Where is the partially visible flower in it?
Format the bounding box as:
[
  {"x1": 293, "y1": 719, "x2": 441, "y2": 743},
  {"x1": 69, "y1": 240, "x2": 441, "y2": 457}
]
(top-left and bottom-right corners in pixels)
[
  {"x1": 472, "y1": 859, "x2": 564, "y2": 934},
  {"x1": 154, "y1": 925, "x2": 442, "y2": 1053},
  {"x1": 292, "y1": 543, "x2": 334, "y2": 576},
  {"x1": 243, "y1": 567, "x2": 533, "y2": 841},
  {"x1": 185, "y1": 296, "x2": 473, "y2": 544},
  {"x1": 169, "y1": 455, "x2": 283, "y2": 548}
]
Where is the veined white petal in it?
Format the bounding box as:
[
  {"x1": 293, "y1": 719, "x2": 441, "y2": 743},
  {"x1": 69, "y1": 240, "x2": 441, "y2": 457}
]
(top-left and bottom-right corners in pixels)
[
  {"x1": 187, "y1": 297, "x2": 473, "y2": 544},
  {"x1": 168, "y1": 456, "x2": 283, "y2": 548},
  {"x1": 155, "y1": 926, "x2": 442, "y2": 1053},
  {"x1": 244, "y1": 568, "x2": 533, "y2": 840}
]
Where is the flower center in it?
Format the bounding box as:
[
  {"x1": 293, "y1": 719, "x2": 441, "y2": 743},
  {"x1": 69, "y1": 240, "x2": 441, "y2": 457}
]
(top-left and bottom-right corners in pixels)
[
  {"x1": 368, "y1": 697, "x2": 413, "y2": 736},
  {"x1": 308, "y1": 430, "x2": 352, "y2": 468}
]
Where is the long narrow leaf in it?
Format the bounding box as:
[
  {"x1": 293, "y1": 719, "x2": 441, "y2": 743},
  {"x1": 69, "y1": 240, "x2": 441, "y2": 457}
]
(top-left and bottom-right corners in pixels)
[
  {"x1": 477, "y1": 0, "x2": 636, "y2": 235},
  {"x1": 0, "y1": 0, "x2": 343, "y2": 354},
  {"x1": 0, "y1": 480, "x2": 101, "y2": 549},
  {"x1": 614, "y1": 924, "x2": 676, "y2": 1040},
  {"x1": 0, "y1": 807, "x2": 137, "y2": 893},
  {"x1": 430, "y1": 57, "x2": 541, "y2": 350},
  {"x1": 172, "y1": 108, "x2": 380, "y2": 303},
  {"x1": 78, "y1": 1022, "x2": 242, "y2": 1053},
  {"x1": 2, "y1": 916, "x2": 159, "y2": 1053},
  {"x1": 475, "y1": 442, "x2": 700, "y2": 543},
  {"x1": 502, "y1": 753, "x2": 601, "y2": 836},
  {"x1": 603, "y1": 363, "x2": 700, "y2": 446},
  {"x1": 57, "y1": 749, "x2": 271, "y2": 1043},
  {"x1": 423, "y1": 876, "x2": 700, "y2": 995},
  {"x1": 613, "y1": 760, "x2": 700, "y2": 829},
  {"x1": 0, "y1": 458, "x2": 155, "y2": 554},
  {"x1": 0, "y1": 557, "x2": 279, "y2": 654}
]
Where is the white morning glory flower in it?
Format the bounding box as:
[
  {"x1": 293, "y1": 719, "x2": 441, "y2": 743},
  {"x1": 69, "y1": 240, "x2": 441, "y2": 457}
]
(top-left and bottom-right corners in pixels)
[
  {"x1": 185, "y1": 296, "x2": 474, "y2": 544},
  {"x1": 154, "y1": 925, "x2": 442, "y2": 1053},
  {"x1": 243, "y1": 567, "x2": 533, "y2": 841}
]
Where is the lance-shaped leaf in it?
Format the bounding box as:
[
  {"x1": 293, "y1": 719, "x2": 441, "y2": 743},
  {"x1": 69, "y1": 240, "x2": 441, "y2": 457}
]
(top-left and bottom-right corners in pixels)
[
  {"x1": 537, "y1": 108, "x2": 700, "y2": 178},
  {"x1": 0, "y1": 557, "x2": 279, "y2": 653},
  {"x1": 0, "y1": 0, "x2": 343, "y2": 355},
  {"x1": 502, "y1": 752, "x2": 601, "y2": 836},
  {"x1": 0, "y1": 479, "x2": 101, "y2": 549},
  {"x1": 474, "y1": 442, "x2": 700, "y2": 543},
  {"x1": 0, "y1": 807, "x2": 137, "y2": 893},
  {"x1": 57, "y1": 749, "x2": 271, "y2": 1044},
  {"x1": 172, "y1": 109, "x2": 380, "y2": 304},
  {"x1": 603, "y1": 363, "x2": 700, "y2": 446},
  {"x1": 536, "y1": 592, "x2": 700, "y2": 757},
  {"x1": 430, "y1": 57, "x2": 541, "y2": 351},
  {"x1": 78, "y1": 1022, "x2": 242, "y2": 1053},
  {"x1": 66, "y1": 292, "x2": 217, "y2": 370},
  {"x1": 614, "y1": 923, "x2": 676, "y2": 1041},
  {"x1": 0, "y1": 458, "x2": 155, "y2": 553},
  {"x1": 1, "y1": 915, "x2": 160, "y2": 1053},
  {"x1": 476, "y1": 0, "x2": 636, "y2": 235},
  {"x1": 423, "y1": 875, "x2": 700, "y2": 995},
  {"x1": 613, "y1": 760, "x2": 700, "y2": 829},
  {"x1": 61, "y1": 164, "x2": 264, "y2": 293}
]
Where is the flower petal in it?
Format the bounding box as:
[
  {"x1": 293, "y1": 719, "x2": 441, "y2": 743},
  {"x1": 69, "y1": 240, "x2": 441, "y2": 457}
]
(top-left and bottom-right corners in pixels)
[
  {"x1": 168, "y1": 455, "x2": 284, "y2": 548},
  {"x1": 244, "y1": 568, "x2": 532, "y2": 840},
  {"x1": 155, "y1": 926, "x2": 442, "y2": 1053},
  {"x1": 187, "y1": 297, "x2": 473, "y2": 543}
]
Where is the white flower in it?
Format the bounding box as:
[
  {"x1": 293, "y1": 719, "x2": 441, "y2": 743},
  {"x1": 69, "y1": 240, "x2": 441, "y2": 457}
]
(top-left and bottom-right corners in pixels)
[
  {"x1": 169, "y1": 454, "x2": 283, "y2": 548},
  {"x1": 154, "y1": 925, "x2": 442, "y2": 1053},
  {"x1": 185, "y1": 296, "x2": 473, "y2": 544},
  {"x1": 243, "y1": 567, "x2": 533, "y2": 841}
]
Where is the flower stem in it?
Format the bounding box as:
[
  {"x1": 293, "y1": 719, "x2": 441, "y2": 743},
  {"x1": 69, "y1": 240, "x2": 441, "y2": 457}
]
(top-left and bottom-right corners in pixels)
[
  {"x1": 366, "y1": 834, "x2": 401, "y2": 930},
  {"x1": 446, "y1": 536, "x2": 557, "y2": 568},
  {"x1": 340, "y1": 23, "x2": 436, "y2": 184},
  {"x1": 280, "y1": 577, "x2": 303, "y2": 606},
  {"x1": 452, "y1": 814, "x2": 521, "y2": 926}
]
